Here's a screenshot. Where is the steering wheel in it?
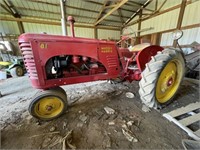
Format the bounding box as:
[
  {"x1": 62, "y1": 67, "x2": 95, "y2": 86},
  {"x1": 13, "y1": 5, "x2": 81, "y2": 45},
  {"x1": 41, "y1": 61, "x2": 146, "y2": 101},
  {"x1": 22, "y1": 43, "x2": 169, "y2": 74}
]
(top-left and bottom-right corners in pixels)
[{"x1": 119, "y1": 27, "x2": 136, "y2": 46}]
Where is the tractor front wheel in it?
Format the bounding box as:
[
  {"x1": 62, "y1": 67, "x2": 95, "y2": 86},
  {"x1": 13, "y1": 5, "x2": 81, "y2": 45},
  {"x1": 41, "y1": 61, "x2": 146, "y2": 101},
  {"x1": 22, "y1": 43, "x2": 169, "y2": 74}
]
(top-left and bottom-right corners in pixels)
[
  {"x1": 29, "y1": 88, "x2": 68, "y2": 120},
  {"x1": 139, "y1": 48, "x2": 185, "y2": 109},
  {"x1": 10, "y1": 66, "x2": 24, "y2": 77}
]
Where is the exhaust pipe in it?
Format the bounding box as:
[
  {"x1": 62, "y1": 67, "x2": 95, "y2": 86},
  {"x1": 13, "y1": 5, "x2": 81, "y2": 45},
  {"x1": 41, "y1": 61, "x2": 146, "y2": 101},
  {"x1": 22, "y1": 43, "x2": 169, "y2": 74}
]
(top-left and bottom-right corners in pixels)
[
  {"x1": 60, "y1": 0, "x2": 67, "y2": 36},
  {"x1": 67, "y1": 16, "x2": 75, "y2": 37}
]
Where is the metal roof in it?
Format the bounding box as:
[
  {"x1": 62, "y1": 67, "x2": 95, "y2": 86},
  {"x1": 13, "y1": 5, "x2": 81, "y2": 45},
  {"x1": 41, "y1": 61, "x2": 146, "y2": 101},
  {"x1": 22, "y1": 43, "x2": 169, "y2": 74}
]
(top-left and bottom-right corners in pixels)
[{"x1": 0, "y1": 0, "x2": 153, "y2": 28}]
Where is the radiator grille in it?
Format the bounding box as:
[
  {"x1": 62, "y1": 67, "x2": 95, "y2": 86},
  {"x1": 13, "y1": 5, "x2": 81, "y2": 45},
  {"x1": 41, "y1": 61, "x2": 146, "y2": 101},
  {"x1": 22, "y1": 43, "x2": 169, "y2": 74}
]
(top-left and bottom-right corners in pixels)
[
  {"x1": 19, "y1": 42, "x2": 38, "y2": 79},
  {"x1": 106, "y1": 55, "x2": 118, "y2": 68}
]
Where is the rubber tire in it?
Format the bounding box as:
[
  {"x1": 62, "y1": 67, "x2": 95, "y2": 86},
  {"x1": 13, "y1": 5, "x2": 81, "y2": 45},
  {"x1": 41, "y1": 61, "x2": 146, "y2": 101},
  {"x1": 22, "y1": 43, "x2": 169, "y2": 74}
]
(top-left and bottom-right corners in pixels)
[
  {"x1": 49, "y1": 86, "x2": 67, "y2": 98},
  {"x1": 139, "y1": 48, "x2": 185, "y2": 109},
  {"x1": 29, "y1": 89, "x2": 68, "y2": 121},
  {"x1": 10, "y1": 66, "x2": 24, "y2": 77}
]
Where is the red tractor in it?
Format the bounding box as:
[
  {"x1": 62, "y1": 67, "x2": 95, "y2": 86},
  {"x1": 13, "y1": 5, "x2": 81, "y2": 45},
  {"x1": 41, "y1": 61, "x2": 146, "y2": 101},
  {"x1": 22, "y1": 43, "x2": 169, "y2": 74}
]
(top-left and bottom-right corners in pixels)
[{"x1": 18, "y1": 17, "x2": 185, "y2": 120}]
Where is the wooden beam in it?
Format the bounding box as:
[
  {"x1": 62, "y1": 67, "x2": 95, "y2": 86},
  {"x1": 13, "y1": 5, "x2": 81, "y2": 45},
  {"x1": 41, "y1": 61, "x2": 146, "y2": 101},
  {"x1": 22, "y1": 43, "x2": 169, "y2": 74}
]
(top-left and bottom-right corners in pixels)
[
  {"x1": 176, "y1": 0, "x2": 187, "y2": 29},
  {"x1": 157, "y1": 0, "x2": 167, "y2": 12},
  {"x1": 94, "y1": 0, "x2": 128, "y2": 26},
  {"x1": 124, "y1": 0, "x2": 153, "y2": 26},
  {"x1": 17, "y1": 21, "x2": 25, "y2": 34},
  {"x1": 0, "y1": 2, "x2": 11, "y2": 14},
  {"x1": 128, "y1": 1, "x2": 143, "y2": 6},
  {"x1": 127, "y1": 1, "x2": 154, "y2": 12},
  {"x1": 14, "y1": 6, "x2": 94, "y2": 20},
  {"x1": 127, "y1": 1, "x2": 192, "y2": 27},
  {"x1": 83, "y1": 0, "x2": 135, "y2": 13},
  {"x1": 138, "y1": 10, "x2": 142, "y2": 38},
  {"x1": 3, "y1": 0, "x2": 21, "y2": 18},
  {"x1": 95, "y1": 0, "x2": 108, "y2": 23},
  {"x1": 26, "y1": 0, "x2": 123, "y2": 19},
  {"x1": 0, "y1": 16, "x2": 120, "y2": 31},
  {"x1": 130, "y1": 23, "x2": 200, "y2": 44},
  {"x1": 155, "y1": 0, "x2": 158, "y2": 11},
  {"x1": 2, "y1": 1, "x2": 25, "y2": 34},
  {"x1": 105, "y1": 4, "x2": 117, "y2": 9},
  {"x1": 173, "y1": 0, "x2": 187, "y2": 47},
  {"x1": 117, "y1": 9, "x2": 125, "y2": 24},
  {"x1": 13, "y1": 6, "x2": 122, "y2": 24},
  {"x1": 94, "y1": 27, "x2": 98, "y2": 39}
]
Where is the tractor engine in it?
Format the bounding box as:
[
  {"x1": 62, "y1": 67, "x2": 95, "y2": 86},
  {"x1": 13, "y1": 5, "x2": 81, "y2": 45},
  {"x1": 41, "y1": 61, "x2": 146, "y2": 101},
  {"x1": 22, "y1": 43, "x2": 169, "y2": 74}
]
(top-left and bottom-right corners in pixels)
[{"x1": 45, "y1": 55, "x2": 106, "y2": 79}]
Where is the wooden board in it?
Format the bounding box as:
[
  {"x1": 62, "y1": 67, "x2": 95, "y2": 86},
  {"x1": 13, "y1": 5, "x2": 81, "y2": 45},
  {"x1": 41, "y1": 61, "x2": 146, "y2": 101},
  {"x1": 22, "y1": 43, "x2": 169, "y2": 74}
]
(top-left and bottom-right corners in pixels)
[{"x1": 163, "y1": 102, "x2": 200, "y2": 140}]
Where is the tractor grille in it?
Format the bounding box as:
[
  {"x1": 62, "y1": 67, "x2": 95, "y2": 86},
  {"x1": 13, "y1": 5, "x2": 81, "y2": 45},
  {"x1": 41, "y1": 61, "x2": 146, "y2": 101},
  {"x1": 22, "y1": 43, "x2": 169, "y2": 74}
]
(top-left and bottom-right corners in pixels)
[
  {"x1": 106, "y1": 55, "x2": 118, "y2": 69},
  {"x1": 19, "y1": 42, "x2": 38, "y2": 79}
]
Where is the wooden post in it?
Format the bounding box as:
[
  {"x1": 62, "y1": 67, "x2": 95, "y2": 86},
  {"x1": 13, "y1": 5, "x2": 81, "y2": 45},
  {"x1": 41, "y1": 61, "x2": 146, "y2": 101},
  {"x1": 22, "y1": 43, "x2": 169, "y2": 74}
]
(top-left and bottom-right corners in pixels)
[
  {"x1": 17, "y1": 21, "x2": 25, "y2": 34},
  {"x1": 94, "y1": 27, "x2": 98, "y2": 39},
  {"x1": 137, "y1": 10, "x2": 142, "y2": 44},
  {"x1": 173, "y1": 0, "x2": 187, "y2": 47}
]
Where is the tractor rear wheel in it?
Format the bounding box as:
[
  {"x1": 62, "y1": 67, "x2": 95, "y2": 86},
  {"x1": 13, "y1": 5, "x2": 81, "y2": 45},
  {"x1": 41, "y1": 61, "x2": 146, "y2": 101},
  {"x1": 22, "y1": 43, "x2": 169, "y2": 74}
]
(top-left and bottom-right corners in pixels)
[
  {"x1": 10, "y1": 66, "x2": 24, "y2": 77},
  {"x1": 29, "y1": 88, "x2": 68, "y2": 121},
  {"x1": 139, "y1": 48, "x2": 185, "y2": 109}
]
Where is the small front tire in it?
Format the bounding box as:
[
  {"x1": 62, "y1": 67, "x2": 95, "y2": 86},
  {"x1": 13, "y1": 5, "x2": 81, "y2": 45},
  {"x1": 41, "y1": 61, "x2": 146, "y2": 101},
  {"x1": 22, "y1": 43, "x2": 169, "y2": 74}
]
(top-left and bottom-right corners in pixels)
[
  {"x1": 29, "y1": 89, "x2": 68, "y2": 121},
  {"x1": 10, "y1": 66, "x2": 24, "y2": 77}
]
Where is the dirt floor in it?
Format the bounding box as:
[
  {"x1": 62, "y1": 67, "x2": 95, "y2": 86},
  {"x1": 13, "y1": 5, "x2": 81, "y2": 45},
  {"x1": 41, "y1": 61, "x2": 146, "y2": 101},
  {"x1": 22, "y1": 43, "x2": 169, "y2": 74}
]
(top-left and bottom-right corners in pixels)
[{"x1": 0, "y1": 76, "x2": 199, "y2": 149}]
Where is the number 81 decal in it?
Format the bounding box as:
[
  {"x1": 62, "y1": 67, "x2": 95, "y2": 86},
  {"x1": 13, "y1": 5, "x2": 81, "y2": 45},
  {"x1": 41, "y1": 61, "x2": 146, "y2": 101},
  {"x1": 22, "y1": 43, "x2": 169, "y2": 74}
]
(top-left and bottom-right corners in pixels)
[{"x1": 40, "y1": 43, "x2": 48, "y2": 49}]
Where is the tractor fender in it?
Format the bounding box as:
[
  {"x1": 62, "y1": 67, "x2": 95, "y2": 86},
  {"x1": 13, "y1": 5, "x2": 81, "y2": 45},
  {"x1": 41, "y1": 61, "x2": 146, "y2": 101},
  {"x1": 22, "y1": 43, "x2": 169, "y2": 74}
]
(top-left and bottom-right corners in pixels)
[
  {"x1": 8, "y1": 63, "x2": 22, "y2": 70},
  {"x1": 136, "y1": 45, "x2": 164, "y2": 71}
]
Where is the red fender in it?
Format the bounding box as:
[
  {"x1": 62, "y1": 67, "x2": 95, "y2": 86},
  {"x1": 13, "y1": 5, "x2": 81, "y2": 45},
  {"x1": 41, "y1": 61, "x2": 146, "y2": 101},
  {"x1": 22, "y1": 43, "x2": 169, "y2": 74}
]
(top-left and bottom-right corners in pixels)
[{"x1": 136, "y1": 45, "x2": 164, "y2": 71}]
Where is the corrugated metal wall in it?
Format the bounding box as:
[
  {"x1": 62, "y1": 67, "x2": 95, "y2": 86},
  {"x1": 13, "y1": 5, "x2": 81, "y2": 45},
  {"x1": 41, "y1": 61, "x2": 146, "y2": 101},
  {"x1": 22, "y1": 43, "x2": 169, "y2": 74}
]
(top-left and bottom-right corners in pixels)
[
  {"x1": 161, "y1": 27, "x2": 200, "y2": 46},
  {"x1": 127, "y1": 0, "x2": 200, "y2": 47},
  {"x1": 182, "y1": 0, "x2": 200, "y2": 26},
  {"x1": 74, "y1": 27, "x2": 94, "y2": 38},
  {"x1": 160, "y1": 1, "x2": 200, "y2": 47},
  {"x1": 23, "y1": 23, "x2": 62, "y2": 35},
  {"x1": 98, "y1": 29, "x2": 120, "y2": 40},
  {"x1": 146, "y1": 0, "x2": 182, "y2": 11},
  {"x1": 0, "y1": 21, "x2": 20, "y2": 35},
  {"x1": 140, "y1": 8, "x2": 180, "y2": 36},
  {"x1": 0, "y1": 21, "x2": 120, "y2": 40}
]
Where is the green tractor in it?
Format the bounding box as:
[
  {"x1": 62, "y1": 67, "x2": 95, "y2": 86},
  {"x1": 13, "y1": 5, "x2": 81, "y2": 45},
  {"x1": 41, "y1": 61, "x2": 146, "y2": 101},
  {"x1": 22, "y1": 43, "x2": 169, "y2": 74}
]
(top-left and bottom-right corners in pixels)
[{"x1": 0, "y1": 42, "x2": 25, "y2": 78}]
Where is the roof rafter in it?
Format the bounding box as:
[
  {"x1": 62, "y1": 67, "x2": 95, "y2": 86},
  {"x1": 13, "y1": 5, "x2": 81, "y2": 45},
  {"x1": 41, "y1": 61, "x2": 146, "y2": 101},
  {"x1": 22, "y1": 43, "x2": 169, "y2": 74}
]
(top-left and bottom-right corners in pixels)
[
  {"x1": 0, "y1": 2, "x2": 12, "y2": 14},
  {"x1": 26, "y1": 0, "x2": 125, "y2": 20},
  {"x1": 94, "y1": 0, "x2": 128, "y2": 26},
  {"x1": 117, "y1": 8, "x2": 125, "y2": 24},
  {"x1": 3, "y1": 0, "x2": 25, "y2": 33},
  {"x1": 3, "y1": 0, "x2": 20, "y2": 18},
  {"x1": 13, "y1": 6, "x2": 122, "y2": 24},
  {"x1": 124, "y1": 0, "x2": 153, "y2": 26},
  {"x1": 0, "y1": 16, "x2": 121, "y2": 30},
  {"x1": 127, "y1": 1, "x2": 154, "y2": 12},
  {"x1": 83, "y1": 0, "x2": 136, "y2": 13},
  {"x1": 95, "y1": 0, "x2": 109, "y2": 23}
]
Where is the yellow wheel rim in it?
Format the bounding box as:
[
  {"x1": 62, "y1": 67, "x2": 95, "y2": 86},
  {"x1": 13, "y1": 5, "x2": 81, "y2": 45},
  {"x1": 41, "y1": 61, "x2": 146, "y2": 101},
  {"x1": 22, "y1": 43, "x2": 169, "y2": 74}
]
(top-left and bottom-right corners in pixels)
[
  {"x1": 16, "y1": 67, "x2": 23, "y2": 76},
  {"x1": 34, "y1": 96, "x2": 64, "y2": 119},
  {"x1": 156, "y1": 59, "x2": 182, "y2": 103}
]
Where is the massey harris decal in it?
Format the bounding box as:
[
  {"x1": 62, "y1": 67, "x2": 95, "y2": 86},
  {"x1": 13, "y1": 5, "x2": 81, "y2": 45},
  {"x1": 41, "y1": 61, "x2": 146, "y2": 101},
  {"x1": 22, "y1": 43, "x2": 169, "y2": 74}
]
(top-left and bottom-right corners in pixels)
[{"x1": 100, "y1": 47, "x2": 113, "y2": 53}]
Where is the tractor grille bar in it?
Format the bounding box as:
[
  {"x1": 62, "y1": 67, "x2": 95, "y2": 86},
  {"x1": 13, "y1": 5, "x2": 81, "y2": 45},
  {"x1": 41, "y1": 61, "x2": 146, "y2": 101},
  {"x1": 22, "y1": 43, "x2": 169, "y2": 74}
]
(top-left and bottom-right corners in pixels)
[
  {"x1": 19, "y1": 42, "x2": 38, "y2": 79},
  {"x1": 106, "y1": 55, "x2": 118, "y2": 68}
]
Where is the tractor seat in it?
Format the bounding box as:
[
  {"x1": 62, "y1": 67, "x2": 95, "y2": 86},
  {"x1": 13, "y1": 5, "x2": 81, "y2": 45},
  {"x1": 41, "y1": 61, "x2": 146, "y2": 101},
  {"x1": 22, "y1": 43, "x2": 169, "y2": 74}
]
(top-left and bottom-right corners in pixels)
[{"x1": 128, "y1": 43, "x2": 150, "y2": 52}]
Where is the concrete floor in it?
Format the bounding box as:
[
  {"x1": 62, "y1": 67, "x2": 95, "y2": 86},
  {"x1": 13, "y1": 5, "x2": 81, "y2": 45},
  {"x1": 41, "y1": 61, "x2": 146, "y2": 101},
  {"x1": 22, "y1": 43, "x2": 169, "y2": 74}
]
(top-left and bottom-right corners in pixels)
[{"x1": 0, "y1": 76, "x2": 199, "y2": 149}]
